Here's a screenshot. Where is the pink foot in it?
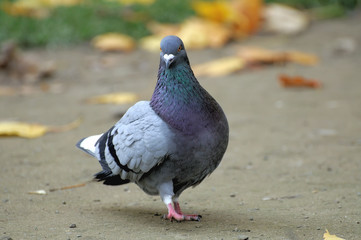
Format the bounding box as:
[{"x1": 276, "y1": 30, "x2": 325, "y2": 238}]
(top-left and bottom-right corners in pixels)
[{"x1": 165, "y1": 203, "x2": 202, "y2": 221}]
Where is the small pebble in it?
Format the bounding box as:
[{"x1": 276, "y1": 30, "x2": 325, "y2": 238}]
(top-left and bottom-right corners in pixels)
[
  {"x1": 238, "y1": 234, "x2": 249, "y2": 240},
  {"x1": 69, "y1": 224, "x2": 77, "y2": 228},
  {"x1": 230, "y1": 193, "x2": 236, "y2": 198},
  {"x1": 62, "y1": 201, "x2": 67, "y2": 205}
]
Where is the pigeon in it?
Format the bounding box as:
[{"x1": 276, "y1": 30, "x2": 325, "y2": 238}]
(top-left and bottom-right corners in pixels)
[{"x1": 77, "y1": 35, "x2": 229, "y2": 221}]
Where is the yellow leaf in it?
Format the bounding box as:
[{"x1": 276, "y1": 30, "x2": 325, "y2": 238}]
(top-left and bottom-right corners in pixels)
[
  {"x1": 139, "y1": 35, "x2": 165, "y2": 52},
  {"x1": 323, "y1": 229, "x2": 345, "y2": 240},
  {"x1": 85, "y1": 92, "x2": 138, "y2": 105},
  {"x1": 193, "y1": 0, "x2": 263, "y2": 38},
  {"x1": 92, "y1": 33, "x2": 136, "y2": 52},
  {"x1": 1, "y1": 0, "x2": 50, "y2": 18},
  {"x1": 178, "y1": 18, "x2": 231, "y2": 49},
  {"x1": 192, "y1": 1, "x2": 232, "y2": 23},
  {"x1": 0, "y1": 118, "x2": 82, "y2": 138},
  {"x1": 0, "y1": 122, "x2": 48, "y2": 138},
  {"x1": 193, "y1": 57, "x2": 245, "y2": 77}
]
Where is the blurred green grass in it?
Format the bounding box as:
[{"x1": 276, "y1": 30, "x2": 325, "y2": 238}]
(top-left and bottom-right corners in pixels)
[
  {"x1": 0, "y1": 0, "x2": 359, "y2": 48},
  {"x1": 0, "y1": 0, "x2": 194, "y2": 47}
]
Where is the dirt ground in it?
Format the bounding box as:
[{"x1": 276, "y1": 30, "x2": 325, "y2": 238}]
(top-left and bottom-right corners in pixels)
[{"x1": 1, "y1": 13, "x2": 361, "y2": 240}]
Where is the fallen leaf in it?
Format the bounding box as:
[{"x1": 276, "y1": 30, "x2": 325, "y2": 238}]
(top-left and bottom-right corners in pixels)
[
  {"x1": 0, "y1": 122, "x2": 48, "y2": 138},
  {"x1": 238, "y1": 46, "x2": 288, "y2": 64},
  {"x1": 238, "y1": 47, "x2": 318, "y2": 66},
  {"x1": 278, "y1": 74, "x2": 322, "y2": 88},
  {"x1": 263, "y1": 3, "x2": 310, "y2": 35},
  {"x1": 92, "y1": 33, "x2": 136, "y2": 52},
  {"x1": 1, "y1": 0, "x2": 50, "y2": 18},
  {"x1": 193, "y1": 0, "x2": 263, "y2": 37},
  {"x1": 140, "y1": 18, "x2": 232, "y2": 51},
  {"x1": 139, "y1": 35, "x2": 164, "y2": 52},
  {"x1": 286, "y1": 51, "x2": 319, "y2": 65},
  {"x1": 178, "y1": 18, "x2": 232, "y2": 49},
  {"x1": 1, "y1": 0, "x2": 82, "y2": 18},
  {"x1": 193, "y1": 57, "x2": 245, "y2": 77},
  {"x1": 192, "y1": 1, "x2": 232, "y2": 23},
  {"x1": 85, "y1": 92, "x2": 138, "y2": 104},
  {"x1": 323, "y1": 229, "x2": 345, "y2": 240},
  {"x1": 0, "y1": 118, "x2": 82, "y2": 138}
]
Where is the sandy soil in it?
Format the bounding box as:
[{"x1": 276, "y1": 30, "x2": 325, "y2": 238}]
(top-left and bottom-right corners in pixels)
[{"x1": 1, "y1": 14, "x2": 361, "y2": 240}]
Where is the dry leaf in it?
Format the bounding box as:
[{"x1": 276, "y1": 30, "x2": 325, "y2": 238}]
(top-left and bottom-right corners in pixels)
[
  {"x1": 92, "y1": 33, "x2": 136, "y2": 52},
  {"x1": 0, "y1": 118, "x2": 82, "y2": 138},
  {"x1": 263, "y1": 3, "x2": 310, "y2": 35},
  {"x1": 230, "y1": 0, "x2": 263, "y2": 36},
  {"x1": 1, "y1": 0, "x2": 50, "y2": 18},
  {"x1": 140, "y1": 18, "x2": 231, "y2": 51},
  {"x1": 238, "y1": 47, "x2": 318, "y2": 66},
  {"x1": 278, "y1": 74, "x2": 322, "y2": 88},
  {"x1": 193, "y1": 0, "x2": 263, "y2": 38},
  {"x1": 178, "y1": 18, "x2": 231, "y2": 49},
  {"x1": 1, "y1": 0, "x2": 82, "y2": 18},
  {"x1": 286, "y1": 51, "x2": 319, "y2": 65},
  {"x1": 192, "y1": 1, "x2": 232, "y2": 23},
  {"x1": 193, "y1": 57, "x2": 245, "y2": 77},
  {"x1": 139, "y1": 35, "x2": 164, "y2": 52},
  {"x1": 323, "y1": 229, "x2": 345, "y2": 240},
  {"x1": 238, "y1": 46, "x2": 288, "y2": 64},
  {"x1": 0, "y1": 122, "x2": 48, "y2": 138},
  {"x1": 85, "y1": 92, "x2": 138, "y2": 105}
]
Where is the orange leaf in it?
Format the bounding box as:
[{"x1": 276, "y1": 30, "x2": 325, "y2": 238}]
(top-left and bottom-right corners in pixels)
[
  {"x1": 192, "y1": 0, "x2": 263, "y2": 38},
  {"x1": 278, "y1": 74, "x2": 322, "y2": 88},
  {"x1": 192, "y1": 1, "x2": 232, "y2": 23}
]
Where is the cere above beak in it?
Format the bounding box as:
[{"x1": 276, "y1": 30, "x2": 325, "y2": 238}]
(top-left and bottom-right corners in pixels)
[{"x1": 164, "y1": 54, "x2": 175, "y2": 69}]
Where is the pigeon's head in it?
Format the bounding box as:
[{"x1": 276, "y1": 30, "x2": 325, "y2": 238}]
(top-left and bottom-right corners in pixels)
[{"x1": 160, "y1": 35, "x2": 188, "y2": 69}]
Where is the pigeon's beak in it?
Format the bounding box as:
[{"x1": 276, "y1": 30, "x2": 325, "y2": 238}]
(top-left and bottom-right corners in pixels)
[{"x1": 163, "y1": 54, "x2": 175, "y2": 69}]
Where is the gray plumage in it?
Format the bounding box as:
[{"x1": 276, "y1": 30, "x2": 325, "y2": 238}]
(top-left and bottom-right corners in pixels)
[{"x1": 77, "y1": 35, "x2": 229, "y2": 221}]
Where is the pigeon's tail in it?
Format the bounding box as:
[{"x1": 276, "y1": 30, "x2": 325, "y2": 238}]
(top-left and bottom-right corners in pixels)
[
  {"x1": 76, "y1": 134, "x2": 103, "y2": 158},
  {"x1": 94, "y1": 170, "x2": 130, "y2": 186}
]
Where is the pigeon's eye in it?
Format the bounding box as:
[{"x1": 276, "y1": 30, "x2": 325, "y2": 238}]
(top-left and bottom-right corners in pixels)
[
  {"x1": 160, "y1": 47, "x2": 162, "y2": 51},
  {"x1": 177, "y1": 45, "x2": 182, "y2": 52}
]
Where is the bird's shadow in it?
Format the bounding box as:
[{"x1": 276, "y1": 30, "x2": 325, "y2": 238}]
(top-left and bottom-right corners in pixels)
[{"x1": 94, "y1": 203, "x2": 292, "y2": 236}]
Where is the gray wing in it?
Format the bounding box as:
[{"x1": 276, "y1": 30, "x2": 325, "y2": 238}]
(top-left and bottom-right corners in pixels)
[{"x1": 94, "y1": 101, "x2": 176, "y2": 183}]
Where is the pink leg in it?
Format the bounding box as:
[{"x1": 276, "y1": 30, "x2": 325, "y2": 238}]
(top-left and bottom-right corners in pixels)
[{"x1": 165, "y1": 202, "x2": 202, "y2": 221}]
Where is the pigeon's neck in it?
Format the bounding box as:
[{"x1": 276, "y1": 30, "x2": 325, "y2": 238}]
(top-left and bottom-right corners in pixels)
[{"x1": 150, "y1": 63, "x2": 222, "y2": 134}]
